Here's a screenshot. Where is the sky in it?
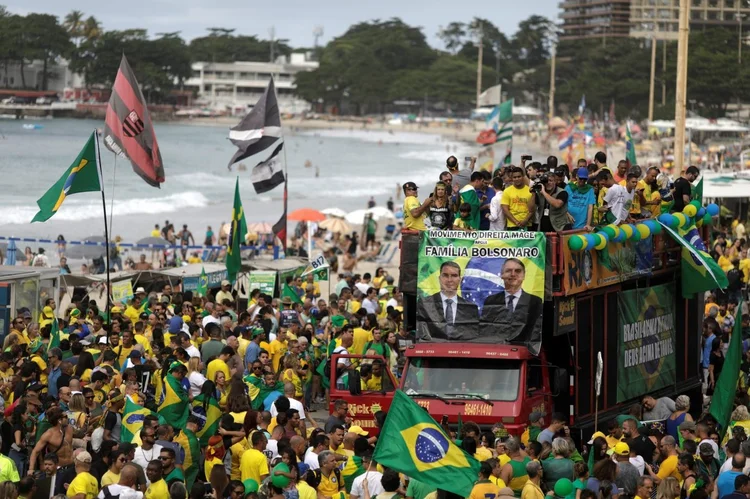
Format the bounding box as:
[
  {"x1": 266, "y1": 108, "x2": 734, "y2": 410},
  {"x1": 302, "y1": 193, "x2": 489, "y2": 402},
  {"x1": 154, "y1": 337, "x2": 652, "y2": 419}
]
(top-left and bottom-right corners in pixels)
[{"x1": 6, "y1": 0, "x2": 560, "y2": 48}]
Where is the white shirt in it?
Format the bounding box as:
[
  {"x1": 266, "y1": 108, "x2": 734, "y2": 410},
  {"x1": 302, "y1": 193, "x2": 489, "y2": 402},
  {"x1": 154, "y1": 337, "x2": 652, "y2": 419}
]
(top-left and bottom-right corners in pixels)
[
  {"x1": 361, "y1": 298, "x2": 379, "y2": 315},
  {"x1": 699, "y1": 438, "x2": 719, "y2": 460},
  {"x1": 386, "y1": 298, "x2": 398, "y2": 309},
  {"x1": 202, "y1": 315, "x2": 220, "y2": 328},
  {"x1": 265, "y1": 439, "x2": 280, "y2": 461},
  {"x1": 188, "y1": 371, "x2": 207, "y2": 398},
  {"x1": 271, "y1": 396, "x2": 305, "y2": 419},
  {"x1": 132, "y1": 444, "x2": 163, "y2": 470},
  {"x1": 185, "y1": 345, "x2": 201, "y2": 358},
  {"x1": 489, "y1": 191, "x2": 506, "y2": 230},
  {"x1": 505, "y1": 289, "x2": 522, "y2": 312},
  {"x1": 440, "y1": 293, "x2": 458, "y2": 324},
  {"x1": 603, "y1": 184, "x2": 635, "y2": 224},
  {"x1": 304, "y1": 447, "x2": 320, "y2": 470},
  {"x1": 333, "y1": 346, "x2": 351, "y2": 367},
  {"x1": 629, "y1": 455, "x2": 645, "y2": 475},
  {"x1": 98, "y1": 485, "x2": 143, "y2": 499},
  {"x1": 355, "y1": 282, "x2": 371, "y2": 295},
  {"x1": 351, "y1": 471, "x2": 385, "y2": 499}
]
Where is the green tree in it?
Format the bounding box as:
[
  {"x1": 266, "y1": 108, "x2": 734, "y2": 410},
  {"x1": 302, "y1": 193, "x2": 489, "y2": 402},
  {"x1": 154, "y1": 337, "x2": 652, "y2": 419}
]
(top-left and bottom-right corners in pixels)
[
  {"x1": 437, "y1": 22, "x2": 467, "y2": 54},
  {"x1": 24, "y1": 13, "x2": 74, "y2": 90},
  {"x1": 63, "y1": 10, "x2": 85, "y2": 46}
]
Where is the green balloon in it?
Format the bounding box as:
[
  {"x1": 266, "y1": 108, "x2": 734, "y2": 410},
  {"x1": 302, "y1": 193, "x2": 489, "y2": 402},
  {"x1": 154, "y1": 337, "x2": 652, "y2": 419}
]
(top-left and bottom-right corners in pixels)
[
  {"x1": 568, "y1": 235, "x2": 584, "y2": 251},
  {"x1": 601, "y1": 226, "x2": 616, "y2": 239},
  {"x1": 689, "y1": 200, "x2": 702, "y2": 210},
  {"x1": 703, "y1": 213, "x2": 713, "y2": 225},
  {"x1": 271, "y1": 463, "x2": 291, "y2": 488}
]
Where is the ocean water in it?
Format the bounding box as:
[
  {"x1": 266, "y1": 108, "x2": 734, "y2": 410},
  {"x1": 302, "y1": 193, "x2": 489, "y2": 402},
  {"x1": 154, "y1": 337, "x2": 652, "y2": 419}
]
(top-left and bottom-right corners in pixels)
[{"x1": 0, "y1": 118, "x2": 545, "y2": 245}]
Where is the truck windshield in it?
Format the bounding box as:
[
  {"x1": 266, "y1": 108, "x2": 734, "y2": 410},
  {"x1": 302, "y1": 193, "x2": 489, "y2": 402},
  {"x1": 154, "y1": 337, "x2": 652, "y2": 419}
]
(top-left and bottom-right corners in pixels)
[{"x1": 402, "y1": 357, "x2": 521, "y2": 401}]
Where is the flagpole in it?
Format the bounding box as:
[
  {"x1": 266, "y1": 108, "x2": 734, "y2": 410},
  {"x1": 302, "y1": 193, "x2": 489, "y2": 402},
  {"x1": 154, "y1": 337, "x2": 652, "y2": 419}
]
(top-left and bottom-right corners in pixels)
[
  {"x1": 282, "y1": 143, "x2": 289, "y2": 254},
  {"x1": 94, "y1": 130, "x2": 112, "y2": 322}
]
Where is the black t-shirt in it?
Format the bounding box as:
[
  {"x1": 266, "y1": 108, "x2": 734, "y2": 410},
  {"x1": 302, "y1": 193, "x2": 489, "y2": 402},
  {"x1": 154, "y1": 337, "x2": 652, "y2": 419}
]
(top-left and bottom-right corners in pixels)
[
  {"x1": 672, "y1": 178, "x2": 691, "y2": 211},
  {"x1": 539, "y1": 190, "x2": 569, "y2": 232},
  {"x1": 428, "y1": 204, "x2": 453, "y2": 230},
  {"x1": 627, "y1": 435, "x2": 656, "y2": 464}
]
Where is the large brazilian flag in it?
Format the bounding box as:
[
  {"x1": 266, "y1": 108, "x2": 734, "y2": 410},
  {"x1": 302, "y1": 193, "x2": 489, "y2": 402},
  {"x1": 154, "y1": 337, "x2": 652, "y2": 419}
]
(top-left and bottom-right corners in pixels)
[
  {"x1": 373, "y1": 390, "x2": 480, "y2": 497},
  {"x1": 158, "y1": 373, "x2": 189, "y2": 428}
]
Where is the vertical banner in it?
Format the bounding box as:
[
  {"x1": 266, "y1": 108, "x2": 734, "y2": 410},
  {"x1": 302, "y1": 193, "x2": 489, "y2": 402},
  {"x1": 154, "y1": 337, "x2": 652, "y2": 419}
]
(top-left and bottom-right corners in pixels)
[
  {"x1": 112, "y1": 280, "x2": 134, "y2": 304},
  {"x1": 416, "y1": 230, "x2": 546, "y2": 355},
  {"x1": 617, "y1": 283, "x2": 676, "y2": 403}
]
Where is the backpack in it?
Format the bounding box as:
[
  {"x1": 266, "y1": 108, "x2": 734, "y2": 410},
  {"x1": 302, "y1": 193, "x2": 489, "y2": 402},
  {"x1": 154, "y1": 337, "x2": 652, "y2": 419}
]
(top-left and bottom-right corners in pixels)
[
  {"x1": 100, "y1": 485, "x2": 120, "y2": 499},
  {"x1": 311, "y1": 468, "x2": 343, "y2": 492}
]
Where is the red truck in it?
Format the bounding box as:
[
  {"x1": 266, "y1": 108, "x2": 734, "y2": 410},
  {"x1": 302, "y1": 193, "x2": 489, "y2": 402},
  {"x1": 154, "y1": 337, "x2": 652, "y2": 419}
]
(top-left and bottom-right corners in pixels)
[{"x1": 329, "y1": 230, "x2": 703, "y2": 441}]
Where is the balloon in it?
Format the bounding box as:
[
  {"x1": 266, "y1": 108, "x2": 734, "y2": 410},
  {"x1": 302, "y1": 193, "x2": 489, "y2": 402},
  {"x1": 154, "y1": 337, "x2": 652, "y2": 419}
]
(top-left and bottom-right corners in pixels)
[
  {"x1": 629, "y1": 224, "x2": 641, "y2": 242},
  {"x1": 649, "y1": 220, "x2": 662, "y2": 235},
  {"x1": 689, "y1": 200, "x2": 702, "y2": 210},
  {"x1": 584, "y1": 233, "x2": 598, "y2": 250},
  {"x1": 568, "y1": 235, "x2": 584, "y2": 251},
  {"x1": 703, "y1": 212, "x2": 713, "y2": 225},
  {"x1": 706, "y1": 203, "x2": 720, "y2": 217},
  {"x1": 696, "y1": 218, "x2": 704, "y2": 228},
  {"x1": 673, "y1": 213, "x2": 687, "y2": 228},
  {"x1": 683, "y1": 205, "x2": 697, "y2": 218},
  {"x1": 594, "y1": 234, "x2": 607, "y2": 250},
  {"x1": 601, "y1": 226, "x2": 616, "y2": 240},
  {"x1": 658, "y1": 214, "x2": 675, "y2": 228},
  {"x1": 271, "y1": 463, "x2": 291, "y2": 488},
  {"x1": 636, "y1": 224, "x2": 651, "y2": 239},
  {"x1": 696, "y1": 207, "x2": 706, "y2": 219},
  {"x1": 555, "y1": 479, "x2": 574, "y2": 498},
  {"x1": 620, "y1": 224, "x2": 633, "y2": 239}
]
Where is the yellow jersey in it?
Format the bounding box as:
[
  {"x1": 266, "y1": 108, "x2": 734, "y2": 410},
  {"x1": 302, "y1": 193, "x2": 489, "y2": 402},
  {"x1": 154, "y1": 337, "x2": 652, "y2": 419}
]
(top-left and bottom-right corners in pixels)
[{"x1": 403, "y1": 195, "x2": 426, "y2": 230}]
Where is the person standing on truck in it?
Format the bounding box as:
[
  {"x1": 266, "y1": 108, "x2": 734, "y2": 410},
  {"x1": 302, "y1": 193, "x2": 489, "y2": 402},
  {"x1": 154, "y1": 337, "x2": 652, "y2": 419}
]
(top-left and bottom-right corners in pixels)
[
  {"x1": 402, "y1": 182, "x2": 432, "y2": 231},
  {"x1": 606, "y1": 420, "x2": 624, "y2": 449},
  {"x1": 501, "y1": 438, "x2": 531, "y2": 498},
  {"x1": 642, "y1": 396, "x2": 676, "y2": 421},
  {"x1": 671, "y1": 166, "x2": 700, "y2": 213}
]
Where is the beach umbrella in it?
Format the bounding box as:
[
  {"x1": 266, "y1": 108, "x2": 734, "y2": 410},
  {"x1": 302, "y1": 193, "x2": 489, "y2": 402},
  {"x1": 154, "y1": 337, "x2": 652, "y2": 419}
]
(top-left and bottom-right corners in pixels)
[
  {"x1": 66, "y1": 236, "x2": 107, "y2": 259},
  {"x1": 319, "y1": 217, "x2": 352, "y2": 234},
  {"x1": 6, "y1": 239, "x2": 17, "y2": 266},
  {"x1": 345, "y1": 207, "x2": 397, "y2": 225},
  {"x1": 246, "y1": 222, "x2": 273, "y2": 233},
  {"x1": 135, "y1": 236, "x2": 171, "y2": 248},
  {"x1": 321, "y1": 207, "x2": 347, "y2": 218},
  {"x1": 288, "y1": 208, "x2": 326, "y2": 222}
]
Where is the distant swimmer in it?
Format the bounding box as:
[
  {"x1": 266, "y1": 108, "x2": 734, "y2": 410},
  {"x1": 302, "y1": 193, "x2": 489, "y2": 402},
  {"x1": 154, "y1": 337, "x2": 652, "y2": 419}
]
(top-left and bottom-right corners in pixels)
[
  {"x1": 304, "y1": 160, "x2": 312, "y2": 168},
  {"x1": 315, "y1": 166, "x2": 320, "y2": 178}
]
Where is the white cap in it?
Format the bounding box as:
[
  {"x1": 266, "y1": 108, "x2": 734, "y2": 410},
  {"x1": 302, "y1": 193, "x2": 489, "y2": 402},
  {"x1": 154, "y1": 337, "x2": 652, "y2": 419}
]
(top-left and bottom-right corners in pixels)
[
  {"x1": 135, "y1": 287, "x2": 146, "y2": 294},
  {"x1": 379, "y1": 288, "x2": 390, "y2": 296},
  {"x1": 98, "y1": 336, "x2": 108, "y2": 345}
]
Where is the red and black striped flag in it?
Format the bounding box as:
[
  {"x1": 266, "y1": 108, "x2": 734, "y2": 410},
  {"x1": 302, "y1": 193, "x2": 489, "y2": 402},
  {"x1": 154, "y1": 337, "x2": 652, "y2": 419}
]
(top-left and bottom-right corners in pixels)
[{"x1": 103, "y1": 55, "x2": 165, "y2": 188}]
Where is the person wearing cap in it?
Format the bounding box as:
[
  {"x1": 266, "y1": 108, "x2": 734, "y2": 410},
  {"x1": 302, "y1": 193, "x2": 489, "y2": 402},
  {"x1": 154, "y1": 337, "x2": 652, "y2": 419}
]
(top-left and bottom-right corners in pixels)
[
  {"x1": 66, "y1": 450, "x2": 98, "y2": 499},
  {"x1": 216, "y1": 280, "x2": 235, "y2": 305},
  {"x1": 697, "y1": 441, "x2": 721, "y2": 480},
  {"x1": 537, "y1": 168, "x2": 570, "y2": 232},
  {"x1": 613, "y1": 442, "x2": 639, "y2": 498},
  {"x1": 565, "y1": 167, "x2": 595, "y2": 230},
  {"x1": 39, "y1": 299, "x2": 56, "y2": 325},
  {"x1": 402, "y1": 181, "x2": 432, "y2": 231},
  {"x1": 678, "y1": 420, "x2": 698, "y2": 446},
  {"x1": 501, "y1": 166, "x2": 535, "y2": 231},
  {"x1": 521, "y1": 412, "x2": 544, "y2": 446}
]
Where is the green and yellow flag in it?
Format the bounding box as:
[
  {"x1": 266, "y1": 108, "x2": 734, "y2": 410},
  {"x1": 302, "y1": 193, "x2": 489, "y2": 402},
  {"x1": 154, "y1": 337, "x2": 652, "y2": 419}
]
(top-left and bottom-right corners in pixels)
[
  {"x1": 196, "y1": 267, "x2": 208, "y2": 297},
  {"x1": 174, "y1": 428, "x2": 201, "y2": 490},
  {"x1": 192, "y1": 393, "x2": 222, "y2": 447},
  {"x1": 121, "y1": 398, "x2": 154, "y2": 443},
  {"x1": 47, "y1": 319, "x2": 61, "y2": 354},
  {"x1": 32, "y1": 131, "x2": 102, "y2": 223},
  {"x1": 342, "y1": 455, "x2": 365, "y2": 493},
  {"x1": 226, "y1": 177, "x2": 247, "y2": 283},
  {"x1": 373, "y1": 390, "x2": 481, "y2": 497},
  {"x1": 158, "y1": 373, "x2": 189, "y2": 428},
  {"x1": 709, "y1": 302, "x2": 743, "y2": 438},
  {"x1": 281, "y1": 283, "x2": 303, "y2": 307}
]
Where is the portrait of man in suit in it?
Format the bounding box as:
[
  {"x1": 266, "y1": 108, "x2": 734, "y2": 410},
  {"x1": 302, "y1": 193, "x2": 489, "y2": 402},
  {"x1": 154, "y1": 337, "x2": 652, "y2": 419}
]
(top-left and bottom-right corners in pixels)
[
  {"x1": 481, "y1": 258, "x2": 543, "y2": 344},
  {"x1": 416, "y1": 261, "x2": 479, "y2": 341}
]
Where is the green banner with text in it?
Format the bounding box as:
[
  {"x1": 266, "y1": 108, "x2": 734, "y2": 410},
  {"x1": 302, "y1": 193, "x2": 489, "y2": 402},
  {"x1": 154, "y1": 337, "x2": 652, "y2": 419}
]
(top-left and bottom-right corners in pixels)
[{"x1": 617, "y1": 283, "x2": 676, "y2": 403}]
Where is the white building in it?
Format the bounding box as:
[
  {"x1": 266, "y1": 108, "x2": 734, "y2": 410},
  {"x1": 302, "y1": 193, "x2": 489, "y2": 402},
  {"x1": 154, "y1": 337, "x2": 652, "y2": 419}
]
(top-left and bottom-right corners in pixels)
[
  {"x1": 184, "y1": 53, "x2": 319, "y2": 114},
  {"x1": 0, "y1": 59, "x2": 85, "y2": 93}
]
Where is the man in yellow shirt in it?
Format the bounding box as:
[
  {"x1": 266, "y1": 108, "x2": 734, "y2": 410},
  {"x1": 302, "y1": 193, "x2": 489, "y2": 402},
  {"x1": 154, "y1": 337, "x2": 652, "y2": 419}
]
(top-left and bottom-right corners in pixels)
[
  {"x1": 316, "y1": 451, "x2": 345, "y2": 498},
  {"x1": 402, "y1": 181, "x2": 432, "y2": 230},
  {"x1": 647, "y1": 435, "x2": 682, "y2": 482},
  {"x1": 740, "y1": 249, "x2": 750, "y2": 283},
  {"x1": 642, "y1": 167, "x2": 662, "y2": 219},
  {"x1": 501, "y1": 167, "x2": 535, "y2": 230},
  {"x1": 470, "y1": 462, "x2": 502, "y2": 499},
  {"x1": 123, "y1": 296, "x2": 143, "y2": 325},
  {"x1": 146, "y1": 460, "x2": 170, "y2": 499},
  {"x1": 66, "y1": 451, "x2": 98, "y2": 499},
  {"x1": 268, "y1": 329, "x2": 288, "y2": 373},
  {"x1": 116, "y1": 331, "x2": 136, "y2": 369},
  {"x1": 521, "y1": 461, "x2": 545, "y2": 499},
  {"x1": 240, "y1": 432, "x2": 269, "y2": 483},
  {"x1": 605, "y1": 419, "x2": 623, "y2": 449},
  {"x1": 206, "y1": 347, "x2": 233, "y2": 383}
]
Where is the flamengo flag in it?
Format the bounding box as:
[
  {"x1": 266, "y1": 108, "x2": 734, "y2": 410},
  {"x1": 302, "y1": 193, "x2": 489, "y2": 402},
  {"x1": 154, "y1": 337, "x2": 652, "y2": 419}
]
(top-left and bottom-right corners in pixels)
[
  {"x1": 251, "y1": 142, "x2": 285, "y2": 194},
  {"x1": 228, "y1": 78, "x2": 284, "y2": 169},
  {"x1": 103, "y1": 55, "x2": 165, "y2": 187},
  {"x1": 226, "y1": 178, "x2": 248, "y2": 283},
  {"x1": 301, "y1": 255, "x2": 330, "y2": 277},
  {"x1": 32, "y1": 131, "x2": 102, "y2": 222}
]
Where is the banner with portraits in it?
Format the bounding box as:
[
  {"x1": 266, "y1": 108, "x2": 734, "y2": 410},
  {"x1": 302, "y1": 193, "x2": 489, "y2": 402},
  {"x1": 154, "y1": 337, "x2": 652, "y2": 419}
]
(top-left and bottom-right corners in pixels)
[{"x1": 416, "y1": 230, "x2": 546, "y2": 355}]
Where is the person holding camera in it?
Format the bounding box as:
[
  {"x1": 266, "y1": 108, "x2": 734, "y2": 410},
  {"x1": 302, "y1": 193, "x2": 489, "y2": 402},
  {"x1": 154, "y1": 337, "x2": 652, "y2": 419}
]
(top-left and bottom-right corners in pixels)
[
  {"x1": 536, "y1": 171, "x2": 570, "y2": 232},
  {"x1": 501, "y1": 167, "x2": 536, "y2": 231}
]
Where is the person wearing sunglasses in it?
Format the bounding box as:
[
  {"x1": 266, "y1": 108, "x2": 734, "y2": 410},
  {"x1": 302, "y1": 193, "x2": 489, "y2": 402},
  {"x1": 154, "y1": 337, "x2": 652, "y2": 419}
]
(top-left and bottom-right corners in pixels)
[
  {"x1": 101, "y1": 449, "x2": 129, "y2": 487},
  {"x1": 159, "y1": 448, "x2": 184, "y2": 488}
]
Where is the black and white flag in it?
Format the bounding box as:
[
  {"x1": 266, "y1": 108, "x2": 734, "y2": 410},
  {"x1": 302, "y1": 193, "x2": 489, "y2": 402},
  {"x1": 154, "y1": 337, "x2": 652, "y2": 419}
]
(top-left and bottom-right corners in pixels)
[
  {"x1": 251, "y1": 142, "x2": 285, "y2": 193},
  {"x1": 228, "y1": 78, "x2": 283, "y2": 169}
]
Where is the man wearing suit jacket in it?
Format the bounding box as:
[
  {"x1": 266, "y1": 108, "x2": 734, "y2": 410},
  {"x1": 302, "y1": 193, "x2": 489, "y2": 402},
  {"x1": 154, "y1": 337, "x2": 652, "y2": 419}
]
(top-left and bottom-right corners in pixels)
[
  {"x1": 416, "y1": 261, "x2": 479, "y2": 341},
  {"x1": 481, "y1": 258, "x2": 542, "y2": 346}
]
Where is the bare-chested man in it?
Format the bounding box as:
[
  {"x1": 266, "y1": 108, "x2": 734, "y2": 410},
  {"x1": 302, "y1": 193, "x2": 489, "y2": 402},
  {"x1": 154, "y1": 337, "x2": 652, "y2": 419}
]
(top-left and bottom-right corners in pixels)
[{"x1": 28, "y1": 407, "x2": 74, "y2": 475}]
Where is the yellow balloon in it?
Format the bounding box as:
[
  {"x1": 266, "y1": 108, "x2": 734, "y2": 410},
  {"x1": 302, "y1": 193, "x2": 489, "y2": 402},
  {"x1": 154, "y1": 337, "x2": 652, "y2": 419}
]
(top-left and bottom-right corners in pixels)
[
  {"x1": 683, "y1": 205, "x2": 697, "y2": 218},
  {"x1": 696, "y1": 218, "x2": 704, "y2": 228},
  {"x1": 620, "y1": 224, "x2": 633, "y2": 239},
  {"x1": 673, "y1": 213, "x2": 687, "y2": 227},
  {"x1": 636, "y1": 224, "x2": 651, "y2": 239},
  {"x1": 611, "y1": 226, "x2": 621, "y2": 240},
  {"x1": 594, "y1": 235, "x2": 607, "y2": 250}
]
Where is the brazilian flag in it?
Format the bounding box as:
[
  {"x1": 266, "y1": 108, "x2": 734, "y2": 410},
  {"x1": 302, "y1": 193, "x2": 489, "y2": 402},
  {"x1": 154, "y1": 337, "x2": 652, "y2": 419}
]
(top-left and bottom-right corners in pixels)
[
  {"x1": 342, "y1": 455, "x2": 365, "y2": 493},
  {"x1": 373, "y1": 390, "x2": 480, "y2": 497},
  {"x1": 191, "y1": 393, "x2": 222, "y2": 447},
  {"x1": 158, "y1": 373, "x2": 189, "y2": 428},
  {"x1": 246, "y1": 375, "x2": 283, "y2": 410},
  {"x1": 709, "y1": 303, "x2": 743, "y2": 438},
  {"x1": 243, "y1": 373, "x2": 262, "y2": 402},
  {"x1": 121, "y1": 398, "x2": 154, "y2": 443},
  {"x1": 226, "y1": 177, "x2": 247, "y2": 284},
  {"x1": 47, "y1": 319, "x2": 61, "y2": 354},
  {"x1": 174, "y1": 428, "x2": 201, "y2": 490}
]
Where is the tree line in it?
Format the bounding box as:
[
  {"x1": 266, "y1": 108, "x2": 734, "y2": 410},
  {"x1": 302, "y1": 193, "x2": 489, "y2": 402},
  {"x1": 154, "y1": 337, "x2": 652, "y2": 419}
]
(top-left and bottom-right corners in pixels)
[{"x1": 0, "y1": 7, "x2": 748, "y2": 117}]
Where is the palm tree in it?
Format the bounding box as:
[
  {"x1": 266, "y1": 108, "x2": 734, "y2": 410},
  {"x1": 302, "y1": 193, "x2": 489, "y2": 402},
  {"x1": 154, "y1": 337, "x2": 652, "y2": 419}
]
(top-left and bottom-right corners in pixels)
[
  {"x1": 63, "y1": 10, "x2": 85, "y2": 45},
  {"x1": 82, "y1": 16, "x2": 101, "y2": 42}
]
